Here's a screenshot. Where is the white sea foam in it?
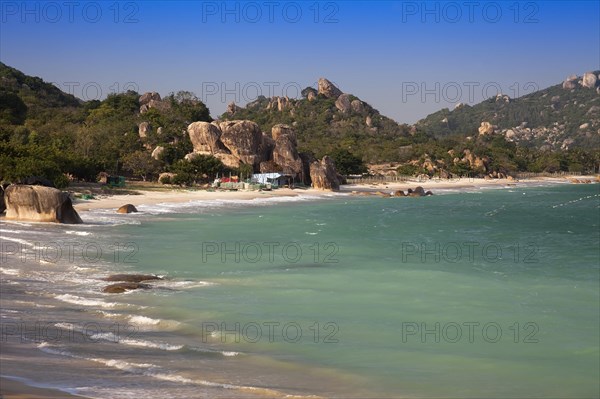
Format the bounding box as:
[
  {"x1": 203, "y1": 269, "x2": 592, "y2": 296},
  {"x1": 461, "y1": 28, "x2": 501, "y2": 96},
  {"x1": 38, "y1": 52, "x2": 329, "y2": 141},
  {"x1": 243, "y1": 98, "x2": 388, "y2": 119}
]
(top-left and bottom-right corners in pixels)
[
  {"x1": 127, "y1": 315, "x2": 182, "y2": 331},
  {"x1": 0, "y1": 267, "x2": 20, "y2": 276},
  {"x1": 90, "y1": 331, "x2": 184, "y2": 351},
  {"x1": 65, "y1": 230, "x2": 92, "y2": 236},
  {"x1": 55, "y1": 294, "x2": 120, "y2": 309},
  {"x1": 1, "y1": 236, "x2": 35, "y2": 247}
]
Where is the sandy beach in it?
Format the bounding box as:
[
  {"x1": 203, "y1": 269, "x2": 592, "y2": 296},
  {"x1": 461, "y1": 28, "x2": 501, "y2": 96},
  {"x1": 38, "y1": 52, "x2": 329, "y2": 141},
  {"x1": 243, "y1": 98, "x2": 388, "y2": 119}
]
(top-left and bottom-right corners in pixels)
[
  {"x1": 71, "y1": 176, "x2": 597, "y2": 213},
  {"x1": 0, "y1": 377, "x2": 84, "y2": 398}
]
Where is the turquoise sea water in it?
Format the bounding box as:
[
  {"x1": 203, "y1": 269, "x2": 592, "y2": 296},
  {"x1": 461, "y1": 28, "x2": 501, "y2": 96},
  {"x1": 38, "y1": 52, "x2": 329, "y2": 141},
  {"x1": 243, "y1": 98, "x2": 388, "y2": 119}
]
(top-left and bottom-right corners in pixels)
[{"x1": 1, "y1": 184, "x2": 599, "y2": 398}]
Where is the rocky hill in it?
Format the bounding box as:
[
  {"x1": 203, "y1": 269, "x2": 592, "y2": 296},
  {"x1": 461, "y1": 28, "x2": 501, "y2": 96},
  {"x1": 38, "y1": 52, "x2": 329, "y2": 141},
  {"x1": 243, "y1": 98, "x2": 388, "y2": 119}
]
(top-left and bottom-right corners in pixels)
[
  {"x1": 415, "y1": 71, "x2": 600, "y2": 151},
  {"x1": 220, "y1": 78, "x2": 413, "y2": 163}
]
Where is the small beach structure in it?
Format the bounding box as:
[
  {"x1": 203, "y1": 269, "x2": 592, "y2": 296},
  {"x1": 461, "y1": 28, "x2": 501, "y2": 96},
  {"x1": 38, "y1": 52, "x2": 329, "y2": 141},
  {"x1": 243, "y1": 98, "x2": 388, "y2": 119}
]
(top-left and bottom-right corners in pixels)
[{"x1": 251, "y1": 173, "x2": 293, "y2": 188}]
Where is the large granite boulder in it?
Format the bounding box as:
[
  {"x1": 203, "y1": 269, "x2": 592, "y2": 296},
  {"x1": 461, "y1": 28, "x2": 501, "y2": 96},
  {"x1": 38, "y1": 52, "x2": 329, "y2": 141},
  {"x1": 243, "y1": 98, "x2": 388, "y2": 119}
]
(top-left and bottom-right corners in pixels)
[
  {"x1": 582, "y1": 72, "x2": 598, "y2": 89},
  {"x1": 272, "y1": 124, "x2": 303, "y2": 175},
  {"x1": 310, "y1": 156, "x2": 341, "y2": 191},
  {"x1": 4, "y1": 185, "x2": 83, "y2": 224},
  {"x1": 563, "y1": 75, "x2": 578, "y2": 90},
  {"x1": 151, "y1": 146, "x2": 164, "y2": 161},
  {"x1": 218, "y1": 120, "x2": 264, "y2": 166},
  {"x1": 138, "y1": 122, "x2": 152, "y2": 138},
  {"x1": 318, "y1": 78, "x2": 343, "y2": 99},
  {"x1": 335, "y1": 93, "x2": 352, "y2": 113},
  {"x1": 188, "y1": 121, "x2": 223, "y2": 154}
]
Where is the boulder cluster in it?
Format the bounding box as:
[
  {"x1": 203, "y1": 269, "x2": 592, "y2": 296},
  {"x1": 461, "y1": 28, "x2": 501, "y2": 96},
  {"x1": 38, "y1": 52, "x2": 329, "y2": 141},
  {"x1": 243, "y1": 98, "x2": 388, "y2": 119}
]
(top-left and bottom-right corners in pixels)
[{"x1": 186, "y1": 120, "x2": 340, "y2": 190}]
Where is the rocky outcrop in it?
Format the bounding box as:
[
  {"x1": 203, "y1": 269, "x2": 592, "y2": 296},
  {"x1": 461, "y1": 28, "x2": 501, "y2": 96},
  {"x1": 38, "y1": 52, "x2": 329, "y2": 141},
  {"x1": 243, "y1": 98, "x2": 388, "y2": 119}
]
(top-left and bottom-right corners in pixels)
[
  {"x1": 309, "y1": 156, "x2": 341, "y2": 191},
  {"x1": 117, "y1": 204, "x2": 137, "y2": 214},
  {"x1": 272, "y1": 124, "x2": 303, "y2": 175},
  {"x1": 318, "y1": 78, "x2": 342, "y2": 99},
  {"x1": 188, "y1": 121, "x2": 222, "y2": 154},
  {"x1": 4, "y1": 185, "x2": 82, "y2": 224},
  {"x1": 139, "y1": 92, "x2": 170, "y2": 114},
  {"x1": 103, "y1": 282, "x2": 151, "y2": 293},
  {"x1": 102, "y1": 274, "x2": 162, "y2": 283},
  {"x1": 335, "y1": 93, "x2": 352, "y2": 113},
  {"x1": 563, "y1": 75, "x2": 578, "y2": 90},
  {"x1": 478, "y1": 121, "x2": 494, "y2": 135},
  {"x1": 582, "y1": 72, "x2": 598, "y2": 89},
  {"x1": 218, "y1": 120, "x2": 263, "y2": 166},
  {"x1": 138, "y1": 122, "x2": 152, "y2": 138},
  {"x1": 151, "y1": 146, "x2": 164, "y2": 160}
]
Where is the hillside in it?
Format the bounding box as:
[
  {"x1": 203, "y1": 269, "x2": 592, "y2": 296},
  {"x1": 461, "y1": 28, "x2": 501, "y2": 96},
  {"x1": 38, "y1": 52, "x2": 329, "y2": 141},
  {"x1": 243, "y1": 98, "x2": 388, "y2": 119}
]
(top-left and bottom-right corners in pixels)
[
  {"x1": 415, "y1": 71, "x2": 600, "y2": 150},
  {"x1": 220, "y1": 79, "x2": 414, "y2": 163},
  {"x1": 1, "y1": 64, "x2": 599, "y2": 188}
]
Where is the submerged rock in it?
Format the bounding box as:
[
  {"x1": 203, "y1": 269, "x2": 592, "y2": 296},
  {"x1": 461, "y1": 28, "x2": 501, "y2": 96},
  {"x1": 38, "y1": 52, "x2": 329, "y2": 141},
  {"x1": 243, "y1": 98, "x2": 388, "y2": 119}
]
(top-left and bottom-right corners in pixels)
[
  {"x1": 103, "y1": 282, "x2": 151, "y2": 294},
  {"x1": 102, "y1": 274, "x2": 162, "y2": 283}
]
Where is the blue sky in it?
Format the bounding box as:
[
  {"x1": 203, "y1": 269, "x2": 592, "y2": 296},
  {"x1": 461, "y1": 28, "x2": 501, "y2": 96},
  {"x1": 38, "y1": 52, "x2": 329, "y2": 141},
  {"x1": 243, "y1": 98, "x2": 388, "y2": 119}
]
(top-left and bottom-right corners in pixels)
[{"x1": 1, "y1": 1, "x2": 599, "y2": 123}]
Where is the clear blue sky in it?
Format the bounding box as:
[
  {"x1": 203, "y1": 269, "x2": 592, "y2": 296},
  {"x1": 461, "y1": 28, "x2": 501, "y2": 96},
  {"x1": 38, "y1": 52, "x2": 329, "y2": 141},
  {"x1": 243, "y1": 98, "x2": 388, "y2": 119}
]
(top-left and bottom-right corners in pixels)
[{"x1": 1, "y1": 1, "x2": 599, "y2": 123}]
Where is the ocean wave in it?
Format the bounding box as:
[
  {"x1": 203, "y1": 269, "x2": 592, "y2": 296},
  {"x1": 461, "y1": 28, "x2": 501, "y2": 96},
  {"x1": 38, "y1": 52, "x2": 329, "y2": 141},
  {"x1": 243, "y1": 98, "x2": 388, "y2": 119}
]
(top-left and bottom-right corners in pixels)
[
  {"x1": 128, "y1": 315, "x2": 181, "y2": 330},
  {"x1": 89, "y1": 332, "x2": 184, "y2": 351},
  {"x1": 1, "y1": 236, "x2": 35, "y2": 247},
  {"x1": 65, "y1": 230, "x2": 92, "y2": 236},
  {"x1": 55, "y1": 294, "x2": 121, "y2": 309},
  {"x1": 0, "y1": 267, "x2": 20, "y2": 276}
]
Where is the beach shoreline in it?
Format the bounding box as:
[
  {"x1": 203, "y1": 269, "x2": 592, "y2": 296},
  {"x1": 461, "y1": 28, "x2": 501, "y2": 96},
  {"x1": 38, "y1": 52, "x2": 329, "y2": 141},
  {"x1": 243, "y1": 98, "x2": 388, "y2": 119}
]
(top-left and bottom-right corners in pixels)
[
  {"x1": 71, "y1": 176, "x2": 598, "y2": 213},
  {"x1": 0, "y1": 376, "x2": 86, "y2": 399}
]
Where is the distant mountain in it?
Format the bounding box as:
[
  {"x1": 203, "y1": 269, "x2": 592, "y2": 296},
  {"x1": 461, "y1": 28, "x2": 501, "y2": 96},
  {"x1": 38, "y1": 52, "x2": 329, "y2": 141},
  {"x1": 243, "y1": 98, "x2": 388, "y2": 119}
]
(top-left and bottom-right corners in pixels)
[{"x1": 415, "y1": 71, "x2": 600, "y2": 150}]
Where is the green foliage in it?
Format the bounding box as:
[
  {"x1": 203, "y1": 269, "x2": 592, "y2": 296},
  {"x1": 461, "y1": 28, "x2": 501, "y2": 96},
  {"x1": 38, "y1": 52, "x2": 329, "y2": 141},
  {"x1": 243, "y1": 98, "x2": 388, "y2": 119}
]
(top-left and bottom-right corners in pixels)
[
  {"x1": 122, "y1": 151, "x2": 159, "y2": 181},
  {"x1": 329, "y1": 148, "x2": 367, "y2": 175},
  {"x1": 170, "y1": 155, "x2": 226, "y2": 186},
  {"x1": 396, "y1": 164, "x2": 420, "y2": 176}
]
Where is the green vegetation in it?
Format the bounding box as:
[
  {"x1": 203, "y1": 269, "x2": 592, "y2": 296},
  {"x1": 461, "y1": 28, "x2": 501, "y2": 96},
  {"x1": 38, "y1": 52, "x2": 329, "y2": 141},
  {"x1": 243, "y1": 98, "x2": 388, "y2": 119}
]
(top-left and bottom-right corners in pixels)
[{"x1": 1, "y1": 62, "x2": 598, "y2": 188}]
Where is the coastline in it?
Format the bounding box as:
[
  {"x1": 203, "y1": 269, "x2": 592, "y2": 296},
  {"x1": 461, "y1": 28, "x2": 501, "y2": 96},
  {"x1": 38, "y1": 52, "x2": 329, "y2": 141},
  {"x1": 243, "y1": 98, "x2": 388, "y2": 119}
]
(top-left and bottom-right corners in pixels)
[
  {"x1": 0, "y1": 377, "x2": 86, "y2": 399},
  {"x1": 71, "y1": 176, "x2": 598, "y2": 213}
]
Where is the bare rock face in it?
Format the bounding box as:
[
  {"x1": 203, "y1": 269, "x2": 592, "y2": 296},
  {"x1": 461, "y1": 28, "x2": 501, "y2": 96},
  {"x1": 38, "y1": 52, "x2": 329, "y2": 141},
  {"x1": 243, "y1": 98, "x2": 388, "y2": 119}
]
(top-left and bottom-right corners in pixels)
[
  {"x1": 310, "y1": 156, "x2": 341, "y2": 191},
  {"x1": 272, "y1": 124, "x2": 303, "y2": 175},
  {"x1": 138, "y1": 122, "x2": 152, "y2": 138},
  {"x1": 117, "y1": 204, "x2": 137, "y2": 214},
  {"x1": 214, "y1": 153, "x2": 242, "y2": 169},
  {"x1": 318, "y1": 78, "x2": 342, "y2": 99},
  {"x1": 5, "y1": 185, "x2": 83, "y2": 224},
  {"x1": 227, "y1": 101, "x2": 240, "y2": 115},
  {"x1": 139, "y1": 92, "x2": 161, "y2": 105},
  {"x1": 151, "y1": 146, "x2": 164, "y2": 161},
  {"x1": 582, "y1": 72, "x2": 598, "y2": 89},
  {"x1": 351, "y1": 99, "x2": 366, "y2": 114},
  {"x1": 478, "y1": 121, "x2": 494, "y2": 135},
  {"x1": 218, "y1": 120, "x2": 264, "y2": 166},
  {"x1": 563, "y1": 75, "x2": 578, "y2": 90},
  {"x1": 188, "y1": 121, "x2": 222, "y2": 154},
  {"x1": 139, "y1": 92, "x2": 170, "y2": 114},
  {"x1": 335, "y1": 93, "x2": 352, "y2": 113}
]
